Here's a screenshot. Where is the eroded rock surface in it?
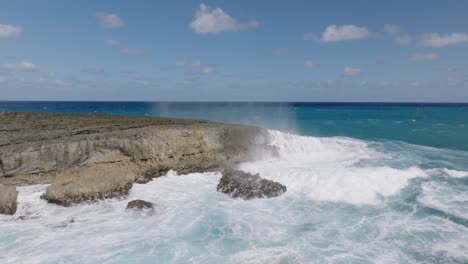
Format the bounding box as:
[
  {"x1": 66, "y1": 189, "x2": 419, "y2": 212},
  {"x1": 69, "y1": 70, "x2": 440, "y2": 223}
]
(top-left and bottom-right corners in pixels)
[
  {"x1": 41, "y1": 165, "x2": 137, "y2": 206},
  {"x1": 0, "y1": 183, "x2": 18, "y2": 215},
  {"x1": 0, "y1": 112, "x2": 275, "y2": 185},
  {"x1": 217, "y1": 169, "x2": 287, "y2": 199}
]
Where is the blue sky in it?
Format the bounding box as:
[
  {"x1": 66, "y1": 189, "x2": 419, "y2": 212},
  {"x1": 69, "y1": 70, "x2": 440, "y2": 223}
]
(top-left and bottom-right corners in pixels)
[{"x1": 1, "y1": 0, "x2": 468, "y2": 101}]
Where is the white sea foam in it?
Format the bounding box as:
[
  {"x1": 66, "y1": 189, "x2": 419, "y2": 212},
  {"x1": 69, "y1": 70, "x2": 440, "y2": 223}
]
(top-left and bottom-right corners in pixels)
[
  {"x1": 441, "y1": 168, "x2": 468, "y2": 178},
  {"x1": 1, "y1": 130, "x2": 467, "y2": 263},
  {"x1": 241, "y1": 130, "x2": 427, "y2": 205},
  {"x1": 418, "y1": 182, "x2": 468, "y2": 219}
]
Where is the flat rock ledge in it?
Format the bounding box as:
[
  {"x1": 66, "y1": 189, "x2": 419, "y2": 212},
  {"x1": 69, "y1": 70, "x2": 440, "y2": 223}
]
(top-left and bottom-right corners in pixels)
[
  {"x1": 217, "y1": 169, "x2": 287, "y2": 199},
  {"x1": 126, "y1": 200, "x2": 154, "y2": 210},
  {"x1": 41, "y1": 165, "x2": 137, "y2": 206},
  {"x1": 0, "y1": 184, "x2": 18, "y2": 215}
]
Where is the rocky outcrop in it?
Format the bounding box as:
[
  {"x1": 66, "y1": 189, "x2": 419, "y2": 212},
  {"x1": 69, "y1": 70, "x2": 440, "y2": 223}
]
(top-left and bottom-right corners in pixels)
[
  {"x1": 126, "y1": 200, "x2": 154, "y2": 210},
  {"x1": 0, "y1": 112, "x2": 275, "y2": 184},
  {"x1": 0, "y1": 183, "x2": 18, "y2": 215},
  {"x1": 41, "y1": 165, "x2": 137, "y2": 206},
  {"x1": 217, "y1": 169, "x2": 287, "y2": 199}
]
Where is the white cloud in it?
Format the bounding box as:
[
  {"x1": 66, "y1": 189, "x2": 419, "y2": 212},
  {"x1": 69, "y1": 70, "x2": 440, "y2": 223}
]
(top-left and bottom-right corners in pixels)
[
  {"x1": 0, "y1": 24, "x2": 22, "y2": 39},
  {"x1": 120, "y1": 48, "x2": 145, "y2": 56},
  {"x1": 176, "y1": 60, "x2": 202, "y2": 67},
  {"x1": 105, "y1": 39, "x2": 120, "y2": 46},
  {"x1": 408, "y1": 53, "x2": 438, "y2": 61},
  {"x1": 421, "y1": 33, "x2": 468, "y2": 47},
  {"x1": 96, "y1": 13, "x2": 124, "y2": 28},
  {"x1": 343, "y1": 66, "x2": 361, "y2": 76},
  {"x1": 2, "y1": 61, "x2": 38, "y2": 71},
  {"x1": 202, "y1": 66, "x2": 214, "y2": 74},
  {"x1": 384, "y1": 24, "x2": 400, "y2": 35},
  {"x1": 320, "y1": 25, "x2": 371, "y2": 42},
  {"x1": 0, "y1": 75, "x2": 7, "y2": 83},
  {"x1": 304, "y1": 60, "x2": 319, "y2": 68},
  {"x1": 190, "y1": 4, "x2": 258, "y2": 34},
  {"x1": 396, "y1": 34, "x2": 412, "y2": 45}
]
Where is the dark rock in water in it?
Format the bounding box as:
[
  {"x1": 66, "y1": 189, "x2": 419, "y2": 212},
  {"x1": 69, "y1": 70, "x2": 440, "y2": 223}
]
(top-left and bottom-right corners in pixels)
[
  {"x1": 126, "y1": 199, "x2": 154, "y2": 210},
  {"x1": 0, "y1": 183, "x2": 18, "y2": 215},
  {"x1": 217, "y1": 169, "x2": 287, "y2": 199}
]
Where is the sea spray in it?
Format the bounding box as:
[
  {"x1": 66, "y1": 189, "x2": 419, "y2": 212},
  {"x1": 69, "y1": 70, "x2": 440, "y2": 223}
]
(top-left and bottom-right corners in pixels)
[{"x1": 1, "y1": 131, "x2": 467, "y2": 263}]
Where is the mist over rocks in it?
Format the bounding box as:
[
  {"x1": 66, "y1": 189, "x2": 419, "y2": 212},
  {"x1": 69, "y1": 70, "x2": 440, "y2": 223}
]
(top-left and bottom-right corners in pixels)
[
  {"x1": 217, "y1": 169, "x2": 287, "y2": 199},
  {"x1": 0, "y1": 183, "x2": 18, "y2": 215}
]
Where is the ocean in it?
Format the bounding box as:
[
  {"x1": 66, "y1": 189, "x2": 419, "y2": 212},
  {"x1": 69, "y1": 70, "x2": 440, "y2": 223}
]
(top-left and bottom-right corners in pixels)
[{"x1": 1, "y1": 102, "x2": 467, "y2": 263}]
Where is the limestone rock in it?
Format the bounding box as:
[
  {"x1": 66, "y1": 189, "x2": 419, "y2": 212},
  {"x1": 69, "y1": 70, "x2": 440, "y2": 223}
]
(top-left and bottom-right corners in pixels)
[
  {"x1": 0, "y1": 112, "x2": 274, "y2": 186},
  {"x1": 0, "y1": 183, "x2": 18, "y2": 215},
  {"x1": 41, "y1": 165, "x2": 137, "y2": 206},
  {"x1": 217, "y1": 169, "x2": 286, "y2": 199},
  {"x1": 126, "y1": 199, "x2": 154, "y2": 210}
]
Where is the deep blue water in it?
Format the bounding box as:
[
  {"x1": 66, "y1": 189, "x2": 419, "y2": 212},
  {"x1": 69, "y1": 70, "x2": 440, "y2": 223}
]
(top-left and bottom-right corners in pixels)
[{"x1": 1, "y1": 101, "x2": 468, "y2": 151}]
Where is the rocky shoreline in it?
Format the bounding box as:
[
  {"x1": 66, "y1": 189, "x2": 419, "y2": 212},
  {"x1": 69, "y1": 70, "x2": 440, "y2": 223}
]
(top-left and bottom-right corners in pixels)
[{"x1": 0, "y1": 111, "x2": 286, "y2": 214}]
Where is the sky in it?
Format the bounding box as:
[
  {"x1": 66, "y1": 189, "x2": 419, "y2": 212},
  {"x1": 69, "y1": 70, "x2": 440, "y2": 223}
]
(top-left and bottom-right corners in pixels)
[{"x1": 1, "y1": 0, "x2": 468, "y2": 102}]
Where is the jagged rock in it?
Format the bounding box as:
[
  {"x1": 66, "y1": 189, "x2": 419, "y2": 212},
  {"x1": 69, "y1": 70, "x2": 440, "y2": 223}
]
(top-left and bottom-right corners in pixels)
[
  {"x1": 41, "y1": 165, "x2": 137, "y2": 206},
  {"x1": 135, "y1": 166, "x2": 171, "y2": 184},
  {"x1": 0, "y1": 183, "x2": 18, "y2": 215},
  {"x1": 126, "y1": 200, "x2": 154, "y2": 210},
  {"x1": 135, "y1": 166, "x2": 224, "y2": 184},
  {"x1": 0, "y1": 112, "x2": 275, "y2": 185},
  {"x1": 217, "y1": 169, "x2": 287, "y2": 199}
]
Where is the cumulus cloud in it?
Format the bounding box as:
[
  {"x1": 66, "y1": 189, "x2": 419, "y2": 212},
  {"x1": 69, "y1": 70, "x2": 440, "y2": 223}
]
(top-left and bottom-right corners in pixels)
[
  {"x1": 2, "y1": 61, "x2": 37, "y2": 71},
  {"x1": 421, "y1": 33, "x2": 468, "y2": 47},
  {"x1": 343, "y1": 66, "x2": 361, "y2": 76},
  {"x1": 120, "y1": 48, "x2": 145, "y2": 56},
  {"x1": 320, "y1": 25, "x2": 371, "y2": 42},
  {"x1": 304, "y1": 60, "x2": 319, "y2": 68},
  {"x1": 176, "y1": 60, "x2": 202, "y2": 67},
  {"x1": 396, "y1": 34, "x2": 412, "y2": 45},
  {"x1": 384, "y1": 24, "x2": 400, "y2": 35},
  {"x1": 408, "y1": 53, "x2": 439, "y2": 61},
  {"x1": 190, "y1": 4, "x2": 258, "y2": 34},
  {"x1": 96, "y1": 13, "x2": 124, "y2": 28},
  {"x1": 0, "y1": 24, "x2": 22, "y2": 39},
  {"x1": 105, "y1": 39, "x2": 120, "y2": 46}
]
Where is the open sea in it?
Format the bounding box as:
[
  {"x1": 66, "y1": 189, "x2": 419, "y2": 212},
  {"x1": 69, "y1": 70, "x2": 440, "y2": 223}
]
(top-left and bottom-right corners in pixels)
[{"x1": 1, "y1": 102, "x2": 467, "y2": 263}]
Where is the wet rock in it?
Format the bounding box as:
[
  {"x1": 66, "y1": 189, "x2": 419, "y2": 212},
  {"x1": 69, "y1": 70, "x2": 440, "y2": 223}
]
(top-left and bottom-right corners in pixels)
[
  {"x1": 126, "y1": 199, "x2": 154, "y2": 210},
  {"x1": 217, "y1": 169, "x2": 287, "y2": 199},
  {"x1": 0, "y1": 183, "x2": 18, "y2": 215},
  {"x1": 135, "y1": 166, "x2": 170, "y2": 184},
  {"x1": 41, "y1": 165, "x2": 137, "y2": 206}
]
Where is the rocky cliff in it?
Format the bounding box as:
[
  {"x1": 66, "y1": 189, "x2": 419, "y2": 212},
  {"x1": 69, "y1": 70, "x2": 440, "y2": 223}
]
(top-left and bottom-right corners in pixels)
[{"x1": 0, "y1": 111, "x2": 274, "y2": 184}]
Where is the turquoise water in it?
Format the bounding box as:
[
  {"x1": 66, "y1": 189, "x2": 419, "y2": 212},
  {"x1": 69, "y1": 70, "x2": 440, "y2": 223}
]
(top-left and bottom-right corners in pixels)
[{"x1": 0, "y1": 102, "x2": 467, "y2": 263}]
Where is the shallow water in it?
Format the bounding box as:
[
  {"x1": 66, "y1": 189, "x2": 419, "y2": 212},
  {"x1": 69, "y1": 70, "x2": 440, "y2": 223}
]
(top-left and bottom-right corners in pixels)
[{"x1": 1, "y1": 130, "x2": 467, "y2": 263}]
